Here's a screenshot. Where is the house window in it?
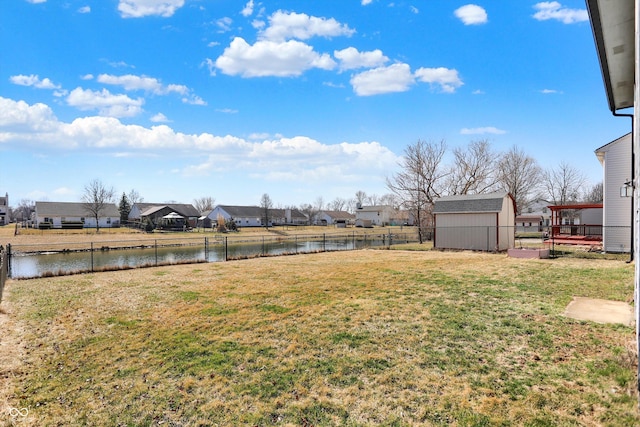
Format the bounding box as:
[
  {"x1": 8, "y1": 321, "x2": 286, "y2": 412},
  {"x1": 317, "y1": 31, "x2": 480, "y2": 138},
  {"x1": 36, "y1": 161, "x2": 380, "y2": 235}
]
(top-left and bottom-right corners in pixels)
[
  {"x1": 107, "y1": 217, "x2": 111, "y2": 224},
  {"x1": 542, "y1": 208, "x2": 547, "y2": 213},
  {"x1": 61, "y1": 217, "x2": 66, "y2": 222},
  {"x1": 81, "y1": 218, "x2": 85, "y2": 223}
]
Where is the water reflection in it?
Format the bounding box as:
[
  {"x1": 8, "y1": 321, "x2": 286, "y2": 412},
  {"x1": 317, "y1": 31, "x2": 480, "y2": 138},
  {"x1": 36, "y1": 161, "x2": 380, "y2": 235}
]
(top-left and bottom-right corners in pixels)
[{"x1": 9, "y1": 235, "x2": 404, "y2": 279}]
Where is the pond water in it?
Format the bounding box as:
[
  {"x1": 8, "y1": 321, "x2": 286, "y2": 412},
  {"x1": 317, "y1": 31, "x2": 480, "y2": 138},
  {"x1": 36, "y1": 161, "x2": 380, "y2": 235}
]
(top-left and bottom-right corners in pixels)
[{"x1": 9, "y1": 236, "x2": 395, "y2": 279}]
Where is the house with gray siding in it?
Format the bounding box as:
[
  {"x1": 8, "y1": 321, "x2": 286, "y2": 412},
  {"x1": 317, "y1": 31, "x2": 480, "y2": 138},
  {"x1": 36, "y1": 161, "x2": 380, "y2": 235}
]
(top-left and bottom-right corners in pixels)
[
  {"x1": 595, "y1": 133, "x2": 632, "y2": 253},
  {"x1": 129, "y1": 203, "x2": 200, "y2": 227},
  {"x1": 0, "y1": 193, "x2": 8, "y2": 226},
  {"x1": 354, "y1": 205, "x2": 396, "y2": 226},
  {"x1": 209, "y1": 205, "x2": 307, "y2": 227},
  {"x1": 34, "y1": 201, "x2": 120, "y2": 229},
  {"x1": 433, "y1": 192, "x2": 515, "y2": 251},
  {"x1": 314, "y1": 210, "x2": 355, "y2": 226}
]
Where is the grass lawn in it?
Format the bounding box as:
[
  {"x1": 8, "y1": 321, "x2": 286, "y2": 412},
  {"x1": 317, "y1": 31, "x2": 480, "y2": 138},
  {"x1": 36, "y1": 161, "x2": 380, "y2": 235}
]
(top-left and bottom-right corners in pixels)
[{"x1": 0, "y1": 250, "x2": 637, "y2": 426}]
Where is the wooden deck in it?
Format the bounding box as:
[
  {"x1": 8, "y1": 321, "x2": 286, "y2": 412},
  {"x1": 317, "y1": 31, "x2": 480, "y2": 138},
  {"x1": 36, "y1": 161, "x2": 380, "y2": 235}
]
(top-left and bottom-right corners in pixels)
[{"x1": 544, "y1": 235, "x2": 602, "y2": 247}]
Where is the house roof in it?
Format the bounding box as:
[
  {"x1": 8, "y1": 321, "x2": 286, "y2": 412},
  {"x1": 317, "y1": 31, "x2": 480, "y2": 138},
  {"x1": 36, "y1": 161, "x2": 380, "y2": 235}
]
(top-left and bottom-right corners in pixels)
[
  {"x1": 594, "y1": 132, "x2": 632, "y2": 164},
  {"x1": 433, "y1": 192, "x2": 511, "y2": 214},
  {"x1": 516, "y1": 215, "x2": 543, "y2": 222},
  {"x1": 134, "y1": 203, "x2": 200, "y2": 218},
  {"x1": 319, "y1": 210, "x2": 355, "y2": 220},
  {"x1": 356, "y1": 205, "x2": 394, "y2": 212},
  {"x1": 585, "y1": 0, "x2": 635, "y2": 112},
  {"x1": 216, "y1": 205, "x2": 307, "y2": 220},
  {"x1": 35, "y1": 201, "x2": 120, "y2": 217}
]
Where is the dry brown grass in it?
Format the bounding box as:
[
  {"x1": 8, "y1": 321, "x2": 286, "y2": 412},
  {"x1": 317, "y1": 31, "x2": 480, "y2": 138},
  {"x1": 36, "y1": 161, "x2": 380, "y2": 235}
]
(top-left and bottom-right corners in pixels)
[{"x1": 0, "y1": 249, "x2": 637, "y2": 426}]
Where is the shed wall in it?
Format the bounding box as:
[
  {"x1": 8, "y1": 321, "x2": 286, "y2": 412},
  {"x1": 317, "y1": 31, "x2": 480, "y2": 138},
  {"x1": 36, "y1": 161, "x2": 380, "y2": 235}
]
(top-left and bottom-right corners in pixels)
[{"x1": 435, "y1": 213, "x2": 497, "y2": 250}]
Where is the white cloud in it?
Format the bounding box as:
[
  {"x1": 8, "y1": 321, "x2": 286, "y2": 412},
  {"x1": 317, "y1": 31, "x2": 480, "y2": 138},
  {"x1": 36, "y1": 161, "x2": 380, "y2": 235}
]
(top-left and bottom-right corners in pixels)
[
  {"x1": 410, "y1": 6, "x2": 419, "y2": 14},
  {"x1": 460, "y1": 127, "x2": 506, "y2": 135},
  {"x1": 182, "y1": 95, "x2": 207, "y2": 106},
  {"x1": 10, "y1": 74, "x2": 61, "y2": 90},
  {"x1": 216, "y1": 17, "x2": 233, "y2": 33},
  {"x1": 414, "y1": 67, "x2": 463, "y2": 93},
  {"x1": 215, "y1": 37, "x2": 336, "y2": 78},
  {"x1": 150, "y1": 113, "x2": 170, "y2": 123},
  {"x1": 202, "y1": 58, "x2": 216, "y2": 76},
  {"x1": 350, "y1": 63, "x2": 415, "y2": 96},
  {"x1": 0, "y1": 98, "x2": 59, "y2": 135},
  {"x1": 361, "y1": 0, "x2": 373, "y2": 5},
  {"x1": 0, "y1": 97, "x2": 399, "y2": 182},
  {"x1": 540, "y1": 88, "x2": 562, "y2": 94},
  {"x1": 78, "y1": 6, "x2": 91, "y2": 13},
  {"x1": 97, "y1": 74, "x2": 189, "y2": 95},
  {"x1": 66, "y1": 88, "x2": 144, "y2": 118},
  {"x1": 532, "y1": 2, "x2": 588, "y2": 24},
  {"x1": 81, "y1": 74, "x2": 94, "y2": 80},
  {"x1": 215, "y1": 108, "x2": 238, "y2": 114},
  {"x1": 117, "y1": 0, "x2": 185, "y2": 18},
  {"x1": 241, "y1": 0, "x2": 254, "y2": 17},
  {"x1": 334, "y1": 47, "x2": 388, "y2": 71},
  {"x1": 26, "y1": 0, "x2": 47, "y2": 3},
  {"x1": 259, "y1": 11, "x2": 355, "y2": 42},
  {"x1": 454, "y1": 4, "x2": 488, "y2": 25}
]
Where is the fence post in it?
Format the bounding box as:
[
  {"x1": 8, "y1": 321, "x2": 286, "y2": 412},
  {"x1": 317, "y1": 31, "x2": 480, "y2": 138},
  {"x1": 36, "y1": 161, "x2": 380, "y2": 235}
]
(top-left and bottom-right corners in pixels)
[
  {"x1": 91, "y1": 242, "x2": 94, "y2": 272},
  {"x1": 295, "y1": 235, "x2": 298, "y2": 254},
  {"x1": 6, "y1": 244, "x2": 11, "y2": 278},
  {"x1": 155, "y1": 240, "x2": 158, "y2": 266},
  {"x1": 225, "y1": 236, "x2": 228, "y2": 261},
  {"x1": 323, "y1": 234, "x2": 326, "y2": 252},
  {"x1": 204, "y1": 237, "x2": 208, "y2": 261},
  {"x1": 262, "y1": 236, "x2": 265, "y2": 256}
]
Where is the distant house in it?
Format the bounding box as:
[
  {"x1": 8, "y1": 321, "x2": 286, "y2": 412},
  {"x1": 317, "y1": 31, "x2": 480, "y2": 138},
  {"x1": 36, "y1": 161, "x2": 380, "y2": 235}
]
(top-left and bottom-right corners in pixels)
[
  {"x1": 209, "y1": 205, "x2": 308, "y2": 227},
  {"x1": 521, "y1": 198, "x2": 552, "y2": 227},
  {"x1": 354, "y1": 205, "x2": 397, "y2": 226},
  {"x1": 34, "y1": 201, "x2": 120, "y2": 229},
  {"x1": 595, "y1": 133, "x2": 632, "y2": 253},
  {"x1": 129, "y1": 203, "x2": 200, "y2": 228},
  {"x1": 0, "y1": 193, "x2": 8, "y2": 226},
  {"x1": 433, "y1": 192, "x2": 516, "y2": 251},
  {"x1": 315, "y1": 210, "x2": 355, "y2": 226},
  {"x1": 515, "y1": 215, "x2": 544, "y2": 233}
]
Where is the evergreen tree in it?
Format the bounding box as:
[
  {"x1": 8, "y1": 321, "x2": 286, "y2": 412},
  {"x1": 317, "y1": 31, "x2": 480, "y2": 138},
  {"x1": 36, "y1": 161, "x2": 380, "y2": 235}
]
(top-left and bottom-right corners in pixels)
[{"x1": 118, "y1": 192, "x2": 131, "y2": 223}]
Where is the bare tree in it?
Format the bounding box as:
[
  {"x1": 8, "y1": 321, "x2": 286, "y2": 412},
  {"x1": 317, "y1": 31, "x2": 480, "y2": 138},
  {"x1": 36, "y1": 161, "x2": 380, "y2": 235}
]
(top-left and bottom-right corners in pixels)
[
  {"x1": 379, "y1": 193, "x2": 400, "y2": 209},
  {"x1": 496, "y1": 145, "x2": 542, "y2": 214},
  {"x1": 82, "y1": 179, "x2": 115, "y2": 232},
  {"x1": 542, "y1": 161, "x2": 587, "y2": 205},
  {"x1": 446, "y1": 139, "x2": 497, "y2": 195},
  {"x1": 354, "y1": 191, "x2": 368, "y2": 208},
  {"x1": 260, "y1": 193, "x2": 273, "y2": 228},
  {"x1": 386, "y1": 139, "x2": 447, "y2": 243},
  {"x1": 328, "y1": 197, "x2": 347, "y2": 211},
  {"x1": 194, "y1": 196, "x2": 215, "y2": 214},
  {"x1": 14, "y1": 199, "x2": 35, "y2": 222},
  {"x1": 585, "y1": 182, "x2": 604, "y2": 203},
  {"x1": 127, "y1": 189, "x2": 143, "y2": 206}
]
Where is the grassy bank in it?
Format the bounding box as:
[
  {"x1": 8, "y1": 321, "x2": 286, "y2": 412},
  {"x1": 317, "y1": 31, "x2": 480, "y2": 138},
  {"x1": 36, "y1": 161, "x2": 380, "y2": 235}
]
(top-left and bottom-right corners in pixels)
[{"x1": 0, "y1": 250, "x2": 637, "y2": 426}]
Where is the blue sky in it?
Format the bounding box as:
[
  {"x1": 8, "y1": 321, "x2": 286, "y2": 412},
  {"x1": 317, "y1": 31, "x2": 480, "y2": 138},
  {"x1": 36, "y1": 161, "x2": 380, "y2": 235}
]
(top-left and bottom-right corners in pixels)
[{"x1": 0, "y1": 0, "x2": 630, "y2": 208}]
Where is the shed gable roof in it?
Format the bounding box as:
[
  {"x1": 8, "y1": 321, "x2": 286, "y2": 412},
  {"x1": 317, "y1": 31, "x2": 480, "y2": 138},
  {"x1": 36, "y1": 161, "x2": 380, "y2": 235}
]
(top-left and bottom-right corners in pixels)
[{"x1": 433, "y1": 192, "x2": 509, "y2": 214}]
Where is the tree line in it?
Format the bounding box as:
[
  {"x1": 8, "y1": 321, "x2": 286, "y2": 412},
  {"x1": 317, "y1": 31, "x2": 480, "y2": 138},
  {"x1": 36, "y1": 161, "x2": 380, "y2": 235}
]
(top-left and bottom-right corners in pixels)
[{"x1": 8, "y1": 140, "x2": 601, "y2": 229}]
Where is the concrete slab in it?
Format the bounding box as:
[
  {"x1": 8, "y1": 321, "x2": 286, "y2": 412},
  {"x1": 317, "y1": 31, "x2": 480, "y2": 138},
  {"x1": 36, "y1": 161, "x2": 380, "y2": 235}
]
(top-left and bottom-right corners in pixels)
[{"x1": 563, "y1": 297, "x2": 634, "y2": 326}]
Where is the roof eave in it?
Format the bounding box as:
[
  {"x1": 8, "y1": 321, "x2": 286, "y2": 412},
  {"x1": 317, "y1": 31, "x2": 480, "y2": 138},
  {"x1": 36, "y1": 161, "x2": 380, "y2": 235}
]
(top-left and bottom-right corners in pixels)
[{"x1": 585, "y1": 0, "x2": 635, "y2": 112}]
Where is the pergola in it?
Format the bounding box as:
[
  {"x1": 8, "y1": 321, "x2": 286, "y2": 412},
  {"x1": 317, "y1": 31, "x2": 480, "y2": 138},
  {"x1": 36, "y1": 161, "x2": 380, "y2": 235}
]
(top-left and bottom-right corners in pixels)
[{"x1": 547, "y1": 203, "x2": 603, "y2": 244}]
